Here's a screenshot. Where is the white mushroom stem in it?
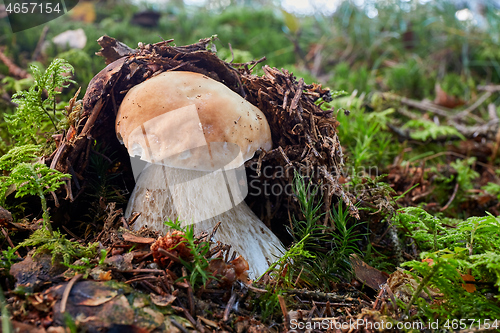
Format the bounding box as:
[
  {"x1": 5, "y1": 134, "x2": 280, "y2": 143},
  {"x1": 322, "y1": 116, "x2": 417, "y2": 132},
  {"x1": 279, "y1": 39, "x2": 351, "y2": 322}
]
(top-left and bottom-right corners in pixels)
[{"x1": 125, "y1": 163, "x2": 285, "y2": 279}]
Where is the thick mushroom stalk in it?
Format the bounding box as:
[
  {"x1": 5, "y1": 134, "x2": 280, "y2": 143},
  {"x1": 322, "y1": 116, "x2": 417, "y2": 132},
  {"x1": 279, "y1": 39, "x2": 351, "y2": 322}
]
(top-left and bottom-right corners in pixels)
[
  {"x1": 126, "y1": 163, "x2": 284, "y2": 277},
  {"x1": 116, "y1": 71, "x2": 285, "y2": 278}
]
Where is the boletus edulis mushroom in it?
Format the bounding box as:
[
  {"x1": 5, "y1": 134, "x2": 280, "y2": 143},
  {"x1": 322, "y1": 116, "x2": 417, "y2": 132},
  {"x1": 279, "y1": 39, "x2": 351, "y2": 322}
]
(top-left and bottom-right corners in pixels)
[{"x1": 116, "y1": 71, "x2": 285, "y2": 278}]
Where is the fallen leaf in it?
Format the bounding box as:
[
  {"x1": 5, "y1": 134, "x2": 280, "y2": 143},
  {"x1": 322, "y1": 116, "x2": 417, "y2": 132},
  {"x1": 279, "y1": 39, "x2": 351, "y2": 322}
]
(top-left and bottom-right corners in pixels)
[
  {"x1": 387, "y1": 268, "x2": 442, "y2": 304},
  {"x1": 350, "y1": 254, "x2": 389, "y2": 290},
  {"x1": 10, "y1": 320, "x2": 47, "y2": 333},
  {"x1": 150, "y1": 293, "x2": 176, "y2": 307},
  {"x1": 461, "y1": 274, "x2": 476, "y2": 293},
  {"x1": 122, "y1": 232, "x2": 155, "y2": 244},
  {"x1": 434, "y1": 84, "x2": 465, "y2": 108},
  {"x1": 104, "y1": 252, "x2": 134, "y2": 271},
  {"x1": 198, "y1": 316, "x2": 218, "y2": 328}
]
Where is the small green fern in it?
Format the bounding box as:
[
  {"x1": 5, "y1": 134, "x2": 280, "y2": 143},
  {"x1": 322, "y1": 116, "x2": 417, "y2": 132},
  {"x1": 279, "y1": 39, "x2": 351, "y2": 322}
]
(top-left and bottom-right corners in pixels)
[
  {"x1": 16, "y1": 228, "x2": 98, "y2": 267},
  {"x1": 481, "y1": 182, "x2": 500, "y2": 201},
  {"x1": 450, "y1": 157, "x2": 480, "y2": 196},
  {"x1": 0, "y1": 144, "x2": 40, "y2": 171},
  {"x1": 4, "y1": 58, "x2": 75, "y2": 144},
  {"x1": 396, "y1": 207, "x2": 500, "y2": 321},
  {"x1": 403, "y1": 119, "x2": 465, "y2": 141},
  {"x1": 0, "y1": 145, "x2": 70, "y2": 230},
  {"x1": 0, "y1": 58, "x2": 74, "y2": 228},
  {"x1": 9, "y1": 163, "x2": 70, "y2": 231}
]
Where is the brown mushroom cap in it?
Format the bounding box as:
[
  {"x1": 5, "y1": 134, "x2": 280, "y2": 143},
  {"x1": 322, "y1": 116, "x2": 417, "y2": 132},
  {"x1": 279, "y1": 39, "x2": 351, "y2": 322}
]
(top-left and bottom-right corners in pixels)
[{"x1": 116, "y1": 71, "x2": 272, "y2": 171}]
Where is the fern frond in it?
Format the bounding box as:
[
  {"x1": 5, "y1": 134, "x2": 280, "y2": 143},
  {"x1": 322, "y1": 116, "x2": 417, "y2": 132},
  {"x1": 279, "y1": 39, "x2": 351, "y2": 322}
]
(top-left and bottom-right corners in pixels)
[
  {"x1": 0, "y1": 144, "x2": 40, "y2": 171},
  {"x1": 10, "y1": 163, "x2": 70, "y2": 198},
  {"x1": 403, "y1": 119, "x2": 465, "y2": 141},
  {"x1": 5, "y1": 59, "x2": 75, "y2": 144}
]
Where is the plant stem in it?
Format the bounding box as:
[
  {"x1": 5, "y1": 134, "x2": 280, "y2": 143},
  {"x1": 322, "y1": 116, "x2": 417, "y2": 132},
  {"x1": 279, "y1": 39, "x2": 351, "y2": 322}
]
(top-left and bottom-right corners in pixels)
[
  {"x1": 433, "y1": 221, "x2": 437, "y2": 251},
  {"x1": 43, "y1": 108, "x2": 58, "y2": 132},
  {"x1": 39, "y1": 189, "x2": 52, "y2": 234},
  {"x1": 405, "y1": 263, "x2": 440, "y2": 316},
  {"x1": 30, "y1": 164, "x2": 53, "y2": 234},
  {"x1": 0, "y1": 286, "x2": 13, "y2": 333}
]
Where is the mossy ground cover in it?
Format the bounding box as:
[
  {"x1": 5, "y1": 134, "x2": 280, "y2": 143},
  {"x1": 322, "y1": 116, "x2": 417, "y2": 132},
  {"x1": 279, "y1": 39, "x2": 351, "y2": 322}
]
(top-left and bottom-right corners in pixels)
[{"x1": 1, "y1": 0, "x2": 500, "y2": 331}]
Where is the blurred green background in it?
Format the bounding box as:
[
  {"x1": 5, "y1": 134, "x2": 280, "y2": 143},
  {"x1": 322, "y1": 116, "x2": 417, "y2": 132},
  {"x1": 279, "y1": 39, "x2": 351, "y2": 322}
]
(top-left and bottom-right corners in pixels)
[{"x1": 1, "y1": 0, "x2": 500, "y2": 96}]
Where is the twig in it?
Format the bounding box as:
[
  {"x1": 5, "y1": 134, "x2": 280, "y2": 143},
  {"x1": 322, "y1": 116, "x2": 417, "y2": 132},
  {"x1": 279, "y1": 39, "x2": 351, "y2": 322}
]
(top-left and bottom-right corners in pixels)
[
  {"x1": 294, "y1": 267, "x2": 304, "y2": 286},
  {"x1": 223, "y1": 291, "x2": 237, "y2": 322},
  {"x1": 64, "y1": 179, "x2": 74, "y2": 202},
  {"x1": 49, "y1": 191, "x2": 59, "y2": 207},
  {"x1": 228, "y1": 43, "x2": 234, "y2": 63},
  {"x1": 284, "y1": 289, "x2": 359, "y2": 303},
  {"x1": 0, "y1": 48, "x2": 30, "y2": 78},
  {"x1": 491, "y1": 111, "x2": 500, "y2": 162},
  {"x1": 478, "y1": 84, "x2": 500, "y2": 92},
  {"x1": 246, "y1": 284, "x2": 268, "y2": 293},
  {"x1": 182, "y1": 267, "x2": 195, "y2": 316},
  {"x1": 90, "y1": 148, "x2": 113, "y2": 164},
  {"x1": 297, "y1": 299, "x2": 351, "y2": 307},
  {"x1": 278, "y1": 146, "x2": 292, "y2": 166},
  {"x1": 32, "y1": 26, "x2": 49, "y2": 61},
  {"x1": 448, "y1": 118, "x2": 499, "y2": 138},
  {"x1": 278, "y1": 295, "x2": 289, "y2": 333},
  {"x1": 249, "y1": 56, "x2": 266, "y2": 72},
  {"x1": 289, "y1": 78, "x2": 304, "y2": 112},
  {"x1": 121, "y1": 216, "x2": 129, "y2": 230},
  {"x1": 398, "y1": 95, "x2": 453, "y2": 117},
  {"x1": 49, "y1": 143, "x2": 66, "y2": 170},
  {"x1": 60, "y1": 274, "x2": 83, "y2": 313},
  {"x1": 395, "y1": 107, "x2": 420, "y2": 120},
  {"x1": 1, "y1": 228, "x2": 20, "y2": 257},
  {"x1": 282, "y1": 89, "x2": 290, "y2": 109},
  {"x1": 373, "y1": 288, "x2": 385, "y2": 310},
  {"x1": 411, "y1": 187, "x2": 434, "y2": 202},
  {"x1": 127, "y1": 212, "x2": 141, "y2": 226},
  {"x1": 384, "y1": 284, "x2": 397, "y2": 310},
  {"x1": 133, "y1": 251, "x2": 152, "y2": 263},
  {"x1": 159, "y1": 275, "x2": 171, "y2": 294},
  {"x1": 114, "y1": 268, "x2": 166, "y2": 274},
  {"x1": 141, "y1": 280, "x2": 162, "y2": 294},
  {"x1": 307, "y1": 303, "x2": 317, "y2": 322},
  {"x1": 170, "y1": 319, "x2": 189, "y2": 333},
  {"x1": 158, "y1": 248, "x2": 181, "y2": 263},
  {"x1": 81, "y1": 99, "x2": 104, "y2": 136},
  {"x1": 440, "y1": 182, "x2": 459, "y2": 212},
  {"x1": 177, "y1": 303, "x2": 205, "y2": 333},
  {"x1": 208, "y1": 221, "x2": 221, "y2": 241},
  {"x1": 125, "y1": 275, "x2": 158, "y2": 284},
  {"x1": 61, "y1": 225, "x2": 80, "y2": 240},
  {"x1": 453, "y1": 91, "x2": 492, "y2": 120},
  {"x1": 389, "y1": 93, "x2": 484, "y2": 123}
]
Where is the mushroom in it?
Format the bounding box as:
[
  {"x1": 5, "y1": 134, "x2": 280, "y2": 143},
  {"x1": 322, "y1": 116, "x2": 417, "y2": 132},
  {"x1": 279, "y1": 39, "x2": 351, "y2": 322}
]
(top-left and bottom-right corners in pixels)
[{"x1": 116, "y1": 71, "x2": 285, "y2": 278}]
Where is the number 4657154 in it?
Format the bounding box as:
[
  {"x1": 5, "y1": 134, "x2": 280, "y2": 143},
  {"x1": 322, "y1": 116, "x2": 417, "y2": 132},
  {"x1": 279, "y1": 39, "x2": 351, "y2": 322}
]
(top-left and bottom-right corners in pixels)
[
  {"x1": 444, "y1": 319, "x2": 499, "y2": 330},
  {"x1": 5, "y1": 2, "x2": 61, "y2": 14}
]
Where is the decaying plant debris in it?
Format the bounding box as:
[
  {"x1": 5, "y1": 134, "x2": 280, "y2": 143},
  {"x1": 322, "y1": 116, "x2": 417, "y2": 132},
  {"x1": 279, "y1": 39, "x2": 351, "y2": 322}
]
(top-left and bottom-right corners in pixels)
[
  {"x1": 46, "y1": 35, "x2": 358, "y2": 231},
  {"x1": 5, "y1": 224, "x2": 366, "y2": 332}
]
